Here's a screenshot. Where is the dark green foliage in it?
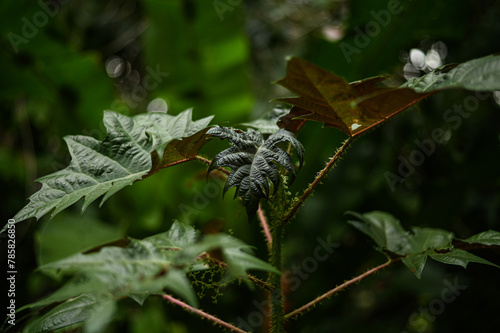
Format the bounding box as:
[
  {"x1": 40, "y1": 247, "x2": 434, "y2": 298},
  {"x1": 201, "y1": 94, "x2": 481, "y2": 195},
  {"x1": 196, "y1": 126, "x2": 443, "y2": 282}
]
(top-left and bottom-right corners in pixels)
[
  {"x1": 207, "y1": 126, "x2": 304, "y2": 220},
  {"x1": 3, "y1": 1, "x2": 500, "y2": 331},
  {"x1": 347, "y1": 211, "x2": 500, "y2": 279},
  {"x1": 20, "y1": 221, "x2": 278, "y2": 332}
]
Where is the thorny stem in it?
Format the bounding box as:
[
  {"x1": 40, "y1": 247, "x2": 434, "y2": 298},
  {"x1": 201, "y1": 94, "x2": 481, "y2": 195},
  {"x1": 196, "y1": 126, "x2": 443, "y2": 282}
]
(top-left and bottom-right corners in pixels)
[
  {"x1": 282, "y1": 137, "x2": 354, "y2": 225},
  {"x1": 258, "y1": 204, "x2": 273, "y2": 248},
  {"x1": 139, "y1": 155, "x2": 229, "y2": 182},
  {"x1": 284, "y1": 259, "x2": 394, "y2": 320},
  {"x1": 162, "y1": 294, "x2": 249, "y2": 333},
  {"x1": 269, "y1": 222, "x2": 285, "y2": 332}
]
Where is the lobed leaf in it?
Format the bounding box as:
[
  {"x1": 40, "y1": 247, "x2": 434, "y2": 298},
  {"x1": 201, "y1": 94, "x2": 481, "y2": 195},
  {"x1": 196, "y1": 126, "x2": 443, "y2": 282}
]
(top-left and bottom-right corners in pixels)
[
  {"x1": 207, "y1": 127, "x2": 304, "y2": 220},
  {"x1": 240, "y1": 105, "x2": 291, "y2": 134},
  {"x1": 23, "y1": 294, "x2": 109, "y2": 333},
  {"x1": 276, "y1": 54, "x2": 500, "y2": 136},
  {"x1": 5, "y1": 109, "x2": 213, "y2": 232},
  {"x1": 346, "y1": 211, "x2": 408, "y2": 254},
  {"x1": 430, "y1": 249, "x2": 499, "y2": 270},
  {"x1": 462, "y1": 230, "x2": 500, "y2": 246},
  {"x1": 348, "y1": 211, "x2": 500, "y2": 279},
  {"x1": 21, "y1": 220, "x2": 276, "y2": 332}
]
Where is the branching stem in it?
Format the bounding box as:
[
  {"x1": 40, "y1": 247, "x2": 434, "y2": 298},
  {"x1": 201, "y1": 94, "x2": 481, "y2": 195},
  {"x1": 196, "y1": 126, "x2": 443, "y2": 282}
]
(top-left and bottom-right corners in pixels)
[
  {"x1": 162, "y1": 294, "x2": 249, "y2": 333},
  {"x1": 269, "y1": 222, "x2": 285, "y2": 332}
]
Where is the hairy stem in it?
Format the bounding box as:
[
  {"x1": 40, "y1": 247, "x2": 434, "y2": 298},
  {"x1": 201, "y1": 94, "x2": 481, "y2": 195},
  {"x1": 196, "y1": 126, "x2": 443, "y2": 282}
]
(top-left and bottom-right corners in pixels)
[
  {"x1": 284, "y1": 260, "x2": 393, "y2": 320},
  {"x1": 269, "y1": 222, "x2": 285, "y2": 332},
  {"x1": 162, "y1": 294, "x2": 249, "y2": 333},
  {"x1": 195, "y1": 155, "x2": 231, "y2": 175},
  {"x1": 258, "y1": 204, "x2": 273, "y2": 247},
  {"x1": 282, "y1": 137, "x2": 353, "y2": 224}
]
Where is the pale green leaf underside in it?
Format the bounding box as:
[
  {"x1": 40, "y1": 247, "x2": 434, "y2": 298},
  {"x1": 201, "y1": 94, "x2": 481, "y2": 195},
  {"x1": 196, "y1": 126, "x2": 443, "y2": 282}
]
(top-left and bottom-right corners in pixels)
[
  {"x1": 23, "y1": 294, "x2": 109, "y2": 333},
  {"x1": 348, "y1": 211, "x2": 500, "y2": 279},
  {"x1": 240, "y1": 105, "x2": 290, "y2": 134},
  {"x1": 9, "y1": 109, "x2": 213, "y2": 229},
  {"x1": 22, "y1": 221, "x2": 277, "y2": 332}
]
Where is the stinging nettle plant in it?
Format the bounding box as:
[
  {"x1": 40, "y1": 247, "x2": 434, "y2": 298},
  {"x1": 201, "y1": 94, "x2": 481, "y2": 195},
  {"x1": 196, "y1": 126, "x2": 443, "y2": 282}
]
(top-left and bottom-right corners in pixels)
[{"x1": 4, "y1": 54, "x2": 500, "y2": 333}]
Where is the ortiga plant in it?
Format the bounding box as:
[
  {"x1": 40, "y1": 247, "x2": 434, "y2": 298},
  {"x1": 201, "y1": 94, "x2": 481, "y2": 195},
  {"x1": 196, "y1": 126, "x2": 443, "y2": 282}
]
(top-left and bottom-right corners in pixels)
[{"x1": 4, "y1": 54, "x2": 500, "y2": 333}]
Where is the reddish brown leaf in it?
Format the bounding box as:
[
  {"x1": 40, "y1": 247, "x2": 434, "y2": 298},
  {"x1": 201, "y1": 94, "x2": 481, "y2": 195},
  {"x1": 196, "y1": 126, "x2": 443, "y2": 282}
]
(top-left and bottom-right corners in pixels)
[
  {"x1": 275, "y1": 57, "x2": 435, "y2": 137},
  {"x1": 146, "y1": 128, "x2": 211, "y2": 178}
]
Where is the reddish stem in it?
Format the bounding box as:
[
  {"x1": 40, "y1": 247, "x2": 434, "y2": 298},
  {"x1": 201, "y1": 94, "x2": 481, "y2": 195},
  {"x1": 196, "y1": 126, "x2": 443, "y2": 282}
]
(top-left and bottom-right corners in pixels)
[
  {"x1": 257, "y1": 204, "x2": 273, "y2": 247},
  {"x1": 284, "y1": 260, "x2": 393, "y2": 320},
  {"x1": 162, "y1": 294, "x2": 249, "y2": 333}
]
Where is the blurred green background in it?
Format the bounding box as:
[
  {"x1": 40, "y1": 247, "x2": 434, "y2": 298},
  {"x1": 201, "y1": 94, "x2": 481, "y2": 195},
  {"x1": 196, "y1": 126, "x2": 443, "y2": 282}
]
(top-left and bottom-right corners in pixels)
[{"x1": 1, "y1": 0, "x2": 499, "y2": 332}]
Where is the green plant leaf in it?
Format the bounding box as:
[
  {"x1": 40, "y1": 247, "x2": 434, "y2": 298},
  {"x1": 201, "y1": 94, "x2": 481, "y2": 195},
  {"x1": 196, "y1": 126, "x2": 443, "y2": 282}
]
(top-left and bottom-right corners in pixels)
[
  {"x1": 275, "y1": 54, "x2": 500, "y2": 136},
  {"x1": 400, "y1": 254, "x2": 428, "y2": 280},
  {"x1": 275, "y1": 57, "x2": 433, "y2": 136},
  {"x1": 6, "y1": 109, "x2": 213, "y2": 232},
  {"x1": 404, "y1": 227, "x2": 454, "y2": 253},
  {"x1": 462, "y1": 230, "x2": 500, "y2": 246},
  {"x1": 178, "y1": 233, "x2": 280, "y2": 278},
  {"x1": 430, "y1": 249, "x2": 500, "y2": 269},
  {"x1": 207, "y1": 126, "x2": 304, "y2": 220},
  {"x1": 402, "y1": 54, "x2": 500, "y2": 92},
  {"x1": 83, "y1": 299, "x2": 117, "y2": 333},
  {"x1": 346, "y1": 211, "x2": 408, "y2": 254},
  {"x1": 348, "y1": 211, "x2": 500, "y2": 279},
  {"x1": 23, "y1": 294, "x2": 109, "y2": 333},
  {"x1": 21, "y1": 220, "x2": 277, "y2": 332},
  {"x1": 240, "y1": 105, "x2": 290, "y2": 134}
]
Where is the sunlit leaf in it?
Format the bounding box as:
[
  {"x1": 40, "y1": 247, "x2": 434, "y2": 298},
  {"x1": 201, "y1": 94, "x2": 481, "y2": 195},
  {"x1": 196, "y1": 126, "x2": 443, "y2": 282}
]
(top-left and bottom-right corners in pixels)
[
  {"x1": 402, "y1": 54, "x2": 500, "y2": 92},
  {"x1": 275, "y1": 57, "x2": 432, "y2": 136},
  {"x1": 276, "y1": 54, "x2": 500, "y2": 136},
  {"x1": 207, "y1": 126, "x2": 304, "y2": 220},
  {"x1": 5, "y1": 109, "x2": 213, "y2": 232}
]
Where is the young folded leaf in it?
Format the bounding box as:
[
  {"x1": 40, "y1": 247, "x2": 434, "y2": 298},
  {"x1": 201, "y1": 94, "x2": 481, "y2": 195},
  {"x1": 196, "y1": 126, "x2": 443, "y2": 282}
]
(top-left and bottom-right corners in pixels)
[{"x1": 207, "y1": 126, "x2": 304, "y2": 220}]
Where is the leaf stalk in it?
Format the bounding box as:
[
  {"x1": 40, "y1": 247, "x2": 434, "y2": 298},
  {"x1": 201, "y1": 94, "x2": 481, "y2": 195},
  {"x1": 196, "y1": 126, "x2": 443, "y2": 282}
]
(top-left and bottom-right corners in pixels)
[
  {"x1": 162, "y1": 294, "x2": 249, "y2": 333},
  {"x1": 284, "y1": 259, "x2": 393, "y2": 320},
  {"x1": 282, "y1": 136, "x2": 354, "y2": 225}
]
